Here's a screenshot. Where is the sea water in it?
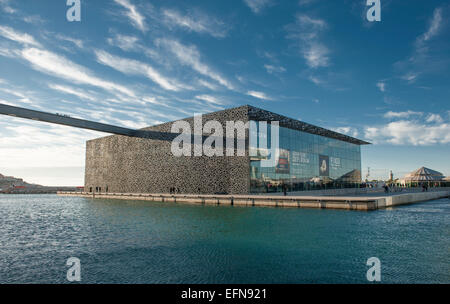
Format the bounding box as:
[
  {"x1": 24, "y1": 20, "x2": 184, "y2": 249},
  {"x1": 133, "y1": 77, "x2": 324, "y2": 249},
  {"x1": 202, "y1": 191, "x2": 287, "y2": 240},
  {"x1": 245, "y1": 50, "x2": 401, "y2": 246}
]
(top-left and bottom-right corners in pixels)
[{"x1": 0, "y1": 194, "x2": 448, "y2": 283}]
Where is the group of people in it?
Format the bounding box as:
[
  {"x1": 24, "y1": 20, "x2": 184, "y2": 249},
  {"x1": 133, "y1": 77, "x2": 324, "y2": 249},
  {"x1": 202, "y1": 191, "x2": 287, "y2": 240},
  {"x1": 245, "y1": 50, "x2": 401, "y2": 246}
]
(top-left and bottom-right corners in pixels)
[
  {"x1": 383, "y1": 184, "x2": 404, "y2": 193},
  {"x1": 421, "y1": 183, "x2": 429, "y2": 192},
  {"x1": 382, "y1": 182, "x2": 432, "y2": 193}
]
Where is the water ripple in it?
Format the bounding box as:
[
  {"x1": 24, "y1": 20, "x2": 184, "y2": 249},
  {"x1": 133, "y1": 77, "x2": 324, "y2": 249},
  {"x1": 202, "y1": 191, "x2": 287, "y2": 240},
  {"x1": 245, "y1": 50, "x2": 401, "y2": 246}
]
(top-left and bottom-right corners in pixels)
[{"x1": 0, "y1": 194, "x2": 448, "y2": 283}]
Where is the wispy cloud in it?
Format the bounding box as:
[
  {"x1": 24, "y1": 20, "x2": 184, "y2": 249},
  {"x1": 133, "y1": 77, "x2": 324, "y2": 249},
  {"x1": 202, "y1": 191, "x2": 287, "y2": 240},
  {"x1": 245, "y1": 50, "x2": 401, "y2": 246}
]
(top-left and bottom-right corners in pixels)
[
  {"x1": 195, "y1": 94, "x2": 226, "y2": 105},
  {"x1": 48, "y1": 83, "x2": 96, "y2": 102},
  {"x1": 333, "y1": 126, "x2": 359, "y2": 138},
  {"x1": 308, "y1": 75, "x2": 323, "y2": 85},
  {"x1": 264, "y1": 64, "x2": 286, "y2": 74},
  {"x1": 298, "y1": 0, "x2": 318, "y2": 6},
  {"x1": 426, "y1": 113, "x2": 443, "y2": 124},
  {"x1": 21, "y1": 47, "x2": 136, "y2": 97},
  {"x1": 396, "y1": 7, "x2": 445, "y2": 84},
  {"x1": 113, "y1": 0, "x2": 147, "y2": 32},
  {"x1": 0, "y1": 45, "x2": 17, "y2": 58},
  {"x1": 196, "y1": 79, "x2": 218, "y2": 90},
  {"x1": 401, "y1": 72, "x2": 419, "y2": 84},
  {"x1": 243, "y1": 0, "x2": 272, "y2": 14},
  {"x1": 95, "y1": 50, "x2": 184, "y2": 92},
  {"x1": 305, "y1": 71, "x2": 352, "y2": 91},
  {"x1": 23, "y1": 15, "x2": 45, "y2": 25},
  {"x1": 108, "y1": 34, "x2": 139, "y2": 51},
  {"x1": 162, "y1": 8, "x2": 228, "y2": 38},
  {"x1": 107, "y1": 34, "x2": 160, "y2": 61},
  {"x1": 421, "y1": 8, "x2": 443, "y2": 42},
  {"x1": 384, "y1": 110, "x2": 423, "y2": 119},
  {"x1": 157, "y1": 39, "x2": 234, "y2": 90},
  {"x1": 0, "y1": 123, "x2": 102, "y2": 168},
  {"x1": 54, "y1": 34, "x2": 84, "y2": 49},
  {"x1": 0, "y1": 0, "x2": 16, "y2": 14},
  {"x1": 414, "y1": 7, "x2": 443, "y2": 55},
  {"x1": 376, "y1": 81, "x2": 386, "y2": 92},
  {"x1": 287, "y1": 14, "x2": 330, "y2": 68},
  {"x1": 0, "y1": 25, "x2": 41, "y2": 47},
  {"x1": 0, "y1": 87, "x2": 37, "y2": 105},
  {"x1": 247, "y1": 90, "x2": 272, "y2": 100}
]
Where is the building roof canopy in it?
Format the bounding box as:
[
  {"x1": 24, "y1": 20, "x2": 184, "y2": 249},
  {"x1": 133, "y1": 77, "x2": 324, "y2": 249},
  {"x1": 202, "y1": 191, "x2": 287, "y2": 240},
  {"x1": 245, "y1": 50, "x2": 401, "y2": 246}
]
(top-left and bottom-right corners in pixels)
[
  {"x1": 247, "y1": 105, "x2": 370, "y2": 145},
  {"x1": 403, "y1": 167, "x2": 445, "y2": 182}
]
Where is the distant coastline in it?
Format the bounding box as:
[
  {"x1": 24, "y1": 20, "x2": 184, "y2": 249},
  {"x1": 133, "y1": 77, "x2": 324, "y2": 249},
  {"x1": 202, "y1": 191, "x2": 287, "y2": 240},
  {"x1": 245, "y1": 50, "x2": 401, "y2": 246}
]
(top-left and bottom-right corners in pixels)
[{"x1": 0, "y1": 173, "x2": 80, "y2": 194}]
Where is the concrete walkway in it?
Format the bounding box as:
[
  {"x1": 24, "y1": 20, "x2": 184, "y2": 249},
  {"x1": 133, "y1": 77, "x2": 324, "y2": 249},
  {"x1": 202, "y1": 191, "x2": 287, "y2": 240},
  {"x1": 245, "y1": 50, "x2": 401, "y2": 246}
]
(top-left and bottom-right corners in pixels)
[{"x1": 57, "y1": 190, "x2": 450, "y2": 211}]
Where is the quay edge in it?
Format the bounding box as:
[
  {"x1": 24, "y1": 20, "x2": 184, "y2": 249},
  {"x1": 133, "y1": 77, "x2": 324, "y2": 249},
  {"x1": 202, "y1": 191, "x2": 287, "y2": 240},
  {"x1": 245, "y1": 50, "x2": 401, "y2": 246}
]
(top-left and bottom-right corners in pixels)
[{"x1": 57, "y1": 190, "x2": 450, "y2": 211}]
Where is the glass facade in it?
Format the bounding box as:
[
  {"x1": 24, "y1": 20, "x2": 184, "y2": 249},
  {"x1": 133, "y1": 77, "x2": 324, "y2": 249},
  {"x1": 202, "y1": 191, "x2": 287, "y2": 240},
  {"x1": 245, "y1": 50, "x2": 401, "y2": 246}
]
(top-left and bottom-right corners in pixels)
[{"x1": 249, "y1": 121, "x2": 362, "y2": 193}]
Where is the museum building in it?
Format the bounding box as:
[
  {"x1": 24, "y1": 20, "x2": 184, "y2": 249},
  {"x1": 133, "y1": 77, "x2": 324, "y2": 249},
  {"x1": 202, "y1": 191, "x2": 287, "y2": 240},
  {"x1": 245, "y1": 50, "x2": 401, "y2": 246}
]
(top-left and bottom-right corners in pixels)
[{"x1": 85, "y1": 105, "x2": 370, "y2": 194}]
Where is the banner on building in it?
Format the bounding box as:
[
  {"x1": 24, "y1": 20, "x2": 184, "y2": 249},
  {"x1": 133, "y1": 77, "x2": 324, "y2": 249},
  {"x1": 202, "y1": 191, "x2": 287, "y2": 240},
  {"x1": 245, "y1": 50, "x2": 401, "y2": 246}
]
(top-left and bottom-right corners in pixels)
[
  {"x1": 276, "y1": 149, "x2": 290, "y2": 174},
  {"x1": 319, "y1": 155, "x2": 329, "y2": 177}
]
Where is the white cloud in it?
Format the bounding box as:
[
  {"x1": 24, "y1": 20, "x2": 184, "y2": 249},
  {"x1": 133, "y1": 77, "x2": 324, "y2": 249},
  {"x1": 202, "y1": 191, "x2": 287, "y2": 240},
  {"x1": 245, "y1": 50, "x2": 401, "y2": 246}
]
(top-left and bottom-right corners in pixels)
[
  {"x1": 0, "y1": 87, "x2": 36, "y2": 105},
  {"x1": 195, "y1": 94, "x2": 225, "y2": 105},
  {"x1": 23, "y1": 15, "x2": 45, "y2": 24},
  {"x1": 426, "y1": 114, "x2": 443, "y2": 124},
  {"x1": 299, "y1": 0, "x2": 317, "y2": 6},
  {"x1": 244, "y1": 0, "x2": 272, "y2": 14},
  {"x1": 95, "y1": 50, "x2": 184, "y2": 92},
  {"x1": 401, "y1": 72, "x2": 419, "y2": 84},
  {"x1": 114, "y1": 0, "x2": 147, "y2": 32},
  {"x1": 398, "y1": 7, "x2": 444, "y2": 84},
  {"x1": 366, "y1": 110, "x2": 450, "y2": 145},
  {"x1": 3, "y1": 6, "x2": 14, "y2": 14},
  {"x1": 0, "y1": 25, "x2": 41, "y2": 47},
  {"x1": 303, "y1": 43, "x2": 329, "y2": 68},
  {"x1": 264, "y1": 64, "x2": 286, "y2": 74},
  {"x1": 0, "y1": 98, "x2": 17, "y2": 106},
  {"x1": 297, "y1": 14, "x2": 326, "y2": 28},
  {"x1": 334, "y1": 127, "x2": 359, "y2": 138},
  {"x1": 21, "y1": 47, "x2": 136, "y2": 97},
  {"x1": 0, "y1": 0, "x2": 16, "y2": 14},
  {"x1": 247, "y1": 90, "x2": 272, "y2": 100},
  {"x1": 107, "y1": 34, "x2": 139, "y2": 51},
  {"x1": 376, "y1": 81, "x2": 386, "y2": 92},
  {"x1": 364, "y1": 120, "x2": 450, "y2": 146},
  {"x1": 384, "y1": 110, "x2": 423, "y2": 119},
  {"x1": 54, "y1": 34, "x2": 84, "y2": 48},
  {"x1": 287, "y1": 14, "x2": 330, "y2": 68},
  {"x1": 162, "y1": 8, "x2": 228, "y2": 38},
  {"x1": 107, "y1": 34, "x2": 159, "y2": 61},
  {"x1": 0, "y1": 123, "x2": 102, "y2": 168},
  {"x1": 421, "y1": 8, "x2": 443, "y2": 42},
  {"x1": 308, "y1": 75, "x2": 323, "y2": 85},
  {"x1": 48, "y1": 83, "x2": 96, "y2": 102},
  {"x1": 157, "y1": 39, "x2": 234, "y2": 90},
  {"x1": 0, "y1": 45, "x2": 17, "y2": 58},
  {"x1": 197, "y1": 79, "x2": 218, "y2": 90}
]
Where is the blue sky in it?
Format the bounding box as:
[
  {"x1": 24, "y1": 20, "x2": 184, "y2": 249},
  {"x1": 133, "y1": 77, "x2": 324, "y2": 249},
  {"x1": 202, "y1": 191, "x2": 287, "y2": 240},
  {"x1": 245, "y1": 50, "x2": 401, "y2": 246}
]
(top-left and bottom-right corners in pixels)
[{"x1": 0, "y1": 0, "x2": 449, "y2": 186}]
